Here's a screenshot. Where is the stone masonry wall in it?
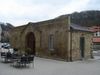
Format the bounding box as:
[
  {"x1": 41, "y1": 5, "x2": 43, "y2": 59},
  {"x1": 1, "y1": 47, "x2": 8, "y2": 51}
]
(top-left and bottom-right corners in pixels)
[{"x1": 71, "y1": 31, "x2": 93, "y2": 61}]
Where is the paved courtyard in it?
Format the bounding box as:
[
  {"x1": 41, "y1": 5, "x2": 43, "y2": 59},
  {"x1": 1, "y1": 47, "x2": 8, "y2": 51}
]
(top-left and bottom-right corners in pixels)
[
  {"x1": 0, "y1": 49, "x2": 100, "y2": 75},
  {"x1": 0, "y1": 54, "x2": 100, "y2": 75}
]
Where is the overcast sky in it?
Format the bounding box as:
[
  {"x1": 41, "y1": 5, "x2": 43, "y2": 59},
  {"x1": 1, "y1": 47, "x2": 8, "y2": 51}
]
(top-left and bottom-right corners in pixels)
[{"x1": 0, "y1": 0, "x2": 100, "y2": 26}]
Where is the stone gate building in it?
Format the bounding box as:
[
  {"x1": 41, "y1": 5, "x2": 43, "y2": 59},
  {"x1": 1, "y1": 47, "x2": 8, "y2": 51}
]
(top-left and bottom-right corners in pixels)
[{"x1": 9, "y1": 16, "x2": 93, "y2": 61}]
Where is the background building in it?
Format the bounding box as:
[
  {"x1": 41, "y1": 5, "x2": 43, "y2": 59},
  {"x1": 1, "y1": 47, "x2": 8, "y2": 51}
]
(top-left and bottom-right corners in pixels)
[{"x1": 90, "y1": 26, "x2": 100, "y2": 50}]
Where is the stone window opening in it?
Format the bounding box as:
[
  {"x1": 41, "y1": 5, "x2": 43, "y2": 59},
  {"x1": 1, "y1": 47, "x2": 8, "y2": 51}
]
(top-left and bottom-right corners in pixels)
[{"x1": 48, "y1": 34, "x2": 54, "y2": 51}]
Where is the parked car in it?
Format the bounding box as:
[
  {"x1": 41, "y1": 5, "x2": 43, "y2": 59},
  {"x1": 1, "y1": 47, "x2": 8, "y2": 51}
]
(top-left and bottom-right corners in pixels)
[
  {"x1": 0, "y1": 43, "x2": 14, "y2": 53},
  {"x1": 1, "y1": 43, "x2": 10, "y2": 48}
]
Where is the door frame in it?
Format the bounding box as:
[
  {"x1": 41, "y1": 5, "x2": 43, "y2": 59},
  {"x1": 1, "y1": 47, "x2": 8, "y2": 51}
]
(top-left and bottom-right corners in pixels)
[
  {"x1": 80, "y1": 37, "x2": 85, "y2": 58},
  {"x1": 25, "y1": 32, "x2": 35, "y2": 55}
]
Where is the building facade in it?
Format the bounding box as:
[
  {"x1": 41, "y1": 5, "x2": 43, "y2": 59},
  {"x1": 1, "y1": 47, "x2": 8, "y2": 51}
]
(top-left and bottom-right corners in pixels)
[
  {"x1": 90, "y1": 26, "x2": 100, "y2": 43},
  {"x1": 9, "y1": 17, "x2": 93, "y2": 61},
  {"x1": 90, "y1": 26, "x2": 100, "y2": 50}
]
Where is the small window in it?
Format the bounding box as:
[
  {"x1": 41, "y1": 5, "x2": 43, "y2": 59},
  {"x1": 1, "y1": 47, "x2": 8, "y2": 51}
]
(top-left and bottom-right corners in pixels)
[
  {"x1": 48, "y1": 34, "x2": 54, "y2": 50},
  {"x1": 95, "y1": 32, "x2": 100, "y2": 36},
  {"x1": 94, "y1": 32, "x2": 97, "y2": 37},
  {"x1": 97, "y1": 32, "x2": 100, "y2": 36}
]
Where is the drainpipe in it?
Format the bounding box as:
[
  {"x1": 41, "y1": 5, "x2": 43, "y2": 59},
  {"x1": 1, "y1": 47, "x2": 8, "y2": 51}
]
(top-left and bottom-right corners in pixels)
[{"x1": 68, "y1": 15, "x2": 72, "y2": 61}]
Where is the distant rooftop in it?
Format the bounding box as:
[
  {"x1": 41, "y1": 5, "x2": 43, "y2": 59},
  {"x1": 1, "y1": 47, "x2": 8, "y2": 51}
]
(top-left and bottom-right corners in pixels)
[{"x1": 89, "y1": 26, "x2": 100, "y2": 32}]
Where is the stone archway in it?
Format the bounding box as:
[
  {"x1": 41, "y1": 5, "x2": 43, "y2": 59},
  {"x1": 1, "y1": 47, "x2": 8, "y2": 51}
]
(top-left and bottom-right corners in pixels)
[{"x1": 26, "y1": 32, "x2": 35, "y2": 55}]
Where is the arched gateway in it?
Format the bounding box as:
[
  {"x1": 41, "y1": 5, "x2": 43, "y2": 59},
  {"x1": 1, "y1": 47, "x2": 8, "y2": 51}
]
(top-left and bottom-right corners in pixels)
[{"x1": 26, "y1": 32, "x2": 35, "y2": 55}]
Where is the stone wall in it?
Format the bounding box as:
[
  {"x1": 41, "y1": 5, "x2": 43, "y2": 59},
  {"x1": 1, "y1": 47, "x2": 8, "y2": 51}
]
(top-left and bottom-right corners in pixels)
[
  {"x1": 71, "y1": 31, "x2": 93, "y2": 61},
  {"x1": 9, "y1": 18, "x2": 70, "y2": 61},
  {"x1": 9, "y1": 17, "x2": 93, "y2": 61}
]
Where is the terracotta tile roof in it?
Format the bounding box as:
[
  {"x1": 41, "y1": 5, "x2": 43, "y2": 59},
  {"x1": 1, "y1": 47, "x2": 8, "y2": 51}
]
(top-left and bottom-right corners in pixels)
[
  {"x1": 93, "y1": 37, "x2": 100, "y2": 43},
  {"x1": 89, "y1": 26, "x2": 100, "y2": 32}
]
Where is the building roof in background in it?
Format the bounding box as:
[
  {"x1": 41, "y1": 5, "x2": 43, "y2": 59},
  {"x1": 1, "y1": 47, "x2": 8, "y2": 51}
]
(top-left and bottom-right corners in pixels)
[{"x1": 89, "y1": 26, "x2": 100, "y2": 32}]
